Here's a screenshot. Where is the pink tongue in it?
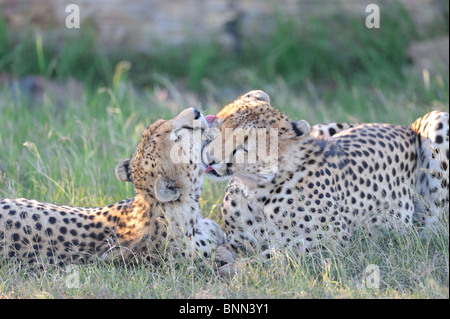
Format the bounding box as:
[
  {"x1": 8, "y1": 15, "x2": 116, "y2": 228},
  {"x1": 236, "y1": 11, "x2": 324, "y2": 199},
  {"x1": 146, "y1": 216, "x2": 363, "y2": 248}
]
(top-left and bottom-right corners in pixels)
[
  {"x1": 205, "y1": 166, "x2": 215, "y2": 173},
  {"x1": 205, "y1": 115, "x2": 216, "y2": 126}
]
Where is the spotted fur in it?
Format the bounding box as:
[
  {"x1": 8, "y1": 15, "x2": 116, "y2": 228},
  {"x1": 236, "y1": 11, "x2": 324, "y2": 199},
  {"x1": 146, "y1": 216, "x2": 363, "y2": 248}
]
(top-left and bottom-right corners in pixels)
[
  {"x1": 310, "y1": 122, "x2": 359, "y2": 139},
  {"x1": 411, "y1": 111, "x2": 449, "y2": 226}
]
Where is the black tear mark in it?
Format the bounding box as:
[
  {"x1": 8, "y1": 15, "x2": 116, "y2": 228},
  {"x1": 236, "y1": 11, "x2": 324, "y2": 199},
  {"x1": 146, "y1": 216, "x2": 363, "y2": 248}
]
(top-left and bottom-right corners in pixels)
[{"x1": 291, "y1": 122, "x2": 304, "y2": 136}]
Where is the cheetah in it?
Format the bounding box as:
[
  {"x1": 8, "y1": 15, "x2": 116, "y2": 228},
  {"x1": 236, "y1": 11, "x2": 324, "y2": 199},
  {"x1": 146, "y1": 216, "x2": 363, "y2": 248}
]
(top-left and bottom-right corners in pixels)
[
  {"x1": 201, "y1": 90, "x2": 448, "y2": 268},
  {"x1": 0, "y1": 107, "x2": 225, "y2": 267}
]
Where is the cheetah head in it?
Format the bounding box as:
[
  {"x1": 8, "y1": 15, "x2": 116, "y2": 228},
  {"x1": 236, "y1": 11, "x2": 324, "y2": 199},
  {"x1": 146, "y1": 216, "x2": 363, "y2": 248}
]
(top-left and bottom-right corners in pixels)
[
  {"x1": 116, "y1": 107, "x2": 211, "y2": 202},
  {"x1": 201, "y1": 90, "x2": 311, "y2": 185}
]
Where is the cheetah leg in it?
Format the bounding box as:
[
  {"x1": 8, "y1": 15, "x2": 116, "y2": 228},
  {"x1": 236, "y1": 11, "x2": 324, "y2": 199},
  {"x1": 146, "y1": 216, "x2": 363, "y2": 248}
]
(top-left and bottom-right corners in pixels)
[
  {"x1": 218, "y1": 178, "x2": 269, "y2": 261},
  {"x1": 177, "y1": 219, "x2": 224, "y2": 273},
  {"x1": 191, "y1": 218, "x2": 226, "y2": 260},
  {"x1": 215, "y1": 242, "x2": 238, "y2": 265}
]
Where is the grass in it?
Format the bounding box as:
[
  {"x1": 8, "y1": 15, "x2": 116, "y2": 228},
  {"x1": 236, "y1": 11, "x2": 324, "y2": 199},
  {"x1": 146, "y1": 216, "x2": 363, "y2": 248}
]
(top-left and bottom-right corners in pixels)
[
  {"x1": 0, "y1": 2, "x2": 449, "y2": 299},
  {"x1": 0, "y1": 219, "x2": 448, "y2": 299}
]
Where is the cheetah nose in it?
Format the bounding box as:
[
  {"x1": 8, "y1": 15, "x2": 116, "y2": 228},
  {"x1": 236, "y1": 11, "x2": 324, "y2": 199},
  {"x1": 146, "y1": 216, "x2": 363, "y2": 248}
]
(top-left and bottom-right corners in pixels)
[{"x1": 205, "y1": 115, "x2": 216, "y2": 127}]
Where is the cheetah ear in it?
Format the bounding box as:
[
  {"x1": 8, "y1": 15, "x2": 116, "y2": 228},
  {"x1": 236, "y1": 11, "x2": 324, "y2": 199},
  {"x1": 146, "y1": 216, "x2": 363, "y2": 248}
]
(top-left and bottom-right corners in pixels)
[
  {"x1": 115, "y1": 158, "x2": 133, "y2": 182},
  {"x1": 155, "y1": 174, "x2": 180, "y2": 202},
  {"x1": 243, "y1": 90, "x2": 271, "y2": 104},
  {"x1": 282, "y1": 120, "x2": 311, "y2": 139}
]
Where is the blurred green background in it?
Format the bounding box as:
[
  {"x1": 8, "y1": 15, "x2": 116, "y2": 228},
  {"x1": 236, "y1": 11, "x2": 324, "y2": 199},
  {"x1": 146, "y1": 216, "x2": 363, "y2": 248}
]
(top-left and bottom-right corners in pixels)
[{"x1": 0, "y1": 1, "x2": 448, "y2": 116}]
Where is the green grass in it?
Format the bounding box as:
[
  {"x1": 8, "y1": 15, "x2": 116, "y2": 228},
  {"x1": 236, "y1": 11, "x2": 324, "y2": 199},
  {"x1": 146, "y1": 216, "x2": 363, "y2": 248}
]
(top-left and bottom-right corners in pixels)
[
  {"x1": 0, "y1": 218, "x2": 448, "y2": 299},
  {"x1": 0, "y1": 1, "x2": 449, "y2": 298}
]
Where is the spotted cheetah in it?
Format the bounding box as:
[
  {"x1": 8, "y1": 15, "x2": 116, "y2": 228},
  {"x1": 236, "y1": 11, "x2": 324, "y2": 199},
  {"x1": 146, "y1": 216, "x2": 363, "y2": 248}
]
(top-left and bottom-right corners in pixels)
[
  {"x1": 201, "y1": 90, "x2": 448, "y2": 269},
  {"x1": 0, "y1": 108, "x2": 225, "y2": 267}
]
